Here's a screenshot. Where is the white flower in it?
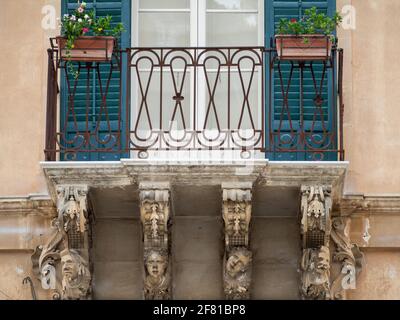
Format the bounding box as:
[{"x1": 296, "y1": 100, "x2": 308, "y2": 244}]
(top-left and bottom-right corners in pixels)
[
  {"x1": 70, "y1": 15, "x2": 76, "y2": 21},
  {"x1": 84, "y1": 14, "x2": 89, "y2": 19},
  {"x1": 77, "y1": 7, "x2": 84, "y2": 13},
  {"x1": 81, "y1": 2, "x2": 87, "y2": 7},
  {"x1": 64, "y1": 14, "x2": 69, "y2": 18},
  {"x1": 78, "y1": 18, "x2": 82, "y2": 23}
]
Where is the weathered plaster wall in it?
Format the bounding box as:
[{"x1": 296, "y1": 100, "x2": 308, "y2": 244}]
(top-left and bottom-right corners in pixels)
[
  {"x1": 0, "y1": 202, "x2": 55, "y2": 300},
  {"x1": 0, "y1": 0, "x2": 60, "y2": 197},
  {"x1": 347, "y1": 249, "x2": 400, "y2": 300},
  {"x1": 337, "y1": 0, "x2": 400, "y2": 194},
  {"x1": 93, "y1": 219, "x2": 142, "y2": 299},
  {"x1": 0, "y1": 252, "x2": 50, "y2": 300},
  {"x1": 348, "y1": 212, "x2": 400, "y2": 299},
  {"x1": 251, "y1": 217, "x2": 300, "y2": 299}
]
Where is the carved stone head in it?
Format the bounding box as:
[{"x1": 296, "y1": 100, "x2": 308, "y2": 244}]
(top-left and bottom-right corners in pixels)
[
  {"x1": 224, "y1": 247, "x2": 252, "y2": 300},
  {"x1": 60, "y1": 249, "x2": 91, "y2": 299},
  {"x1": 144, "y1": 249, "x2": 168, "y2": 279},
  {"x1": 143, "y1": 249, "x2": 170, "y2": 300},
  {"x1": 316, "y1": 245, "x2": 330, "y2": 273},
  {"x1": 225, "y1": 247, "x2": 252, "y2": 279},
  {"x1": 301, "y1": 246, "x2": 331, "y2": 300}
]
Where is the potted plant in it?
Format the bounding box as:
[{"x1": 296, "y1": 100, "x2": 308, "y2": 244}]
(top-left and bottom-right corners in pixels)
[
  {"x1": 275, "y1": 7, "x2": 342, "y2": 60},
  {"x1": 56, "y1": 1, "x2": 124, "y2": 76}
]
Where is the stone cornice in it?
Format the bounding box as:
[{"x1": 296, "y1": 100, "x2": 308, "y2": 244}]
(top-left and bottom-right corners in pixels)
[
  {"x1": 40, "y1": 160, "x2": 349, "y2": 204},
  {"x1": 41, "y1": 160, "x2": 348, "y2": 184},
  {"x1": 0, "y1": 196, "x2": 56, "y2": 217},
  {"x1": 340, "y1": 194, "x2": 400, "y2": 216},
  {"x1": 258, "y1": 161, "x2": 348, "y2": 186}
]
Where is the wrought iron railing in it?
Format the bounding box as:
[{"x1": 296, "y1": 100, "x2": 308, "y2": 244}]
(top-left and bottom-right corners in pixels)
[
  {"x1": 45, "y1": 44, "x2": 343, "y2": 161},
  {"x1": 266, "y1": 47, "x2": 344, "y2": 161}
]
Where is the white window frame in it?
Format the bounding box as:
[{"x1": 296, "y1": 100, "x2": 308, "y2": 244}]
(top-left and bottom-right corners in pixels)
[
  {"x1": 132, "y1": 0, "x2": 264, "y2": 47},
  {"x1": 131, "y1": 0, "x2": 264, "y2": 159}
]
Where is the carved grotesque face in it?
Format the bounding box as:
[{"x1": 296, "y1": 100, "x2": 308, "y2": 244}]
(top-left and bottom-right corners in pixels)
[
  {"x1": 61, "y1": 251, "x2": 81, "y2": 283},
  {"x1": 146, "y1": 251, "x2": 167, "y2": 278},
  {"x1": 316, "y1": 246, "x2": 330, "y2": 273},
  {"x1": 226, "y1": 250, "x2": 251, "y2": 278}
]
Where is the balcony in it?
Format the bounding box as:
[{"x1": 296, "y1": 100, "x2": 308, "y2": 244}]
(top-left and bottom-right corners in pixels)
[
  {"x1": 42, "y1": 43, "x2": 348, "y2": 237},
  {"x1": 40, "y1": 42, "x2": 349, "y2": 300},
  {"x1": 45, "y1": 43, "x2": 344, "y2": 162}
]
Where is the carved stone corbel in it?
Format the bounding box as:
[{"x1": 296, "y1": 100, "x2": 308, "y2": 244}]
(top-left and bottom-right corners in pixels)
[
  {"x1": 300, "y1": 185, "x2": 332, "y2": 248},
  {"x1": 139, "y1": 182, "x2": 171, "y2": 300},
  {"x1": 32, "y1": 185, "x2": 92, "y2": 300},
  {"x1": 222, "y1": 183, "x2": 252, "y2": 300},
  {"x1": 223, "y1": 247, "x2": 252, "y2": 300},
  {"x1": 300, "y1": 246, "x2": 331, "y2": 300},
  {"x1": 300, "y1": 185, "x2": 332, "y2": 300},
  {"x1": 56, "y1": 185, "x2": 89, "y2": 248},
  {"x1": 330, "y1": 217, "x2": 364, "y2": 300}
]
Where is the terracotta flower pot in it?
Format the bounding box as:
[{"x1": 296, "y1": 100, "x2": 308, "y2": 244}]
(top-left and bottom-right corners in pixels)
[
  {"x1": 56, "y1": 36, "x2": 116, "y2": 62},
  {"x1": 275, "y1": 35, "x2": 332, "y2": 61}
]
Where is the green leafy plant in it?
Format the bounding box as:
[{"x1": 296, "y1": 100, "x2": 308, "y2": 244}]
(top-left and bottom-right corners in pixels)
[
  {"x1": 60, "y1": 1, "x2": 125, "y2": 78},
  {"x1": 277, "y1": 7, "x2": 342, "y2": 43}
]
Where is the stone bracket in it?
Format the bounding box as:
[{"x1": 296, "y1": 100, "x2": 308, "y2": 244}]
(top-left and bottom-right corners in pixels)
[
  {"x1": 299, "y1": 185, "x2": 364, "y2": 300},
  {"x1": 222, "y1": 182, "x2": 253, "y2": 300},
  {"x1": 330, "y1": 217, "x2": 364, "y2": 300},
  {"x1": 139, "y1": 182, "x2": 171, "y2": 300},
  {"x1": 300, "y1": 184, "x2": 332, "y2": 300},
  {"x1": 32, "y1": 185, "x2": 92, "y2": 300}
]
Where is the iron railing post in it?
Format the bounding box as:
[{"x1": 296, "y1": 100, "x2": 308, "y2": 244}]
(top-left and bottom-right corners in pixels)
[
  {"x1": 45, "y1": 49, "x2": 57, "y2": 161},
  {"x1": 338, "y1": 48, "x2": 344, "y2": 161}
]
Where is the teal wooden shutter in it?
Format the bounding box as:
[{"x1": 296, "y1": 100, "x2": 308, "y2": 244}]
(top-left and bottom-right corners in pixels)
[
  {"x1": 266, "y1": 0, "x2": 336, "y2": 161},
  {"x1": 61, "y1": 0, "x2": 130, "y2": 161}
]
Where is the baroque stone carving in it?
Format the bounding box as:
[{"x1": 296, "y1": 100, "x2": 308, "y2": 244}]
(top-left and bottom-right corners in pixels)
[
  {"x1": 330, "y1": 217, "x2": 364, "y2": 299},
  {"x1": 222, "y1": 187, "x2": 252, "y2": 248},
  {"x1": 300, "y1": 185, "x2": 332, "y2": 300},
  {"x1": 144, "y1": 249, "x2": 170, "y2": 300},
  {"x1": 56, "y1": 186, "x2": 89, "y2": 248},
  {"x1": 32, "y1": 224, "x2": 64, "y2": 291},
  {"x1": 140, "y1": 183, "x2": 171, "y2": 300},
  {"x1": 223, "y1": 247, "x2": 252, "y2": 300},
  {"x1": 32, "y1": 185, "x2": 92, "y2": 300},
  {"x1": 222, "y1": 183, "x2": 252, "y2": 299},
  {"x1": 300, "y1": 185, "x2": 332, "y2": 248},
  {"x1": 61, "y1": 249, "x2": 91, "y2": 300},
  {"x1": 300, "y1": 246, "x2": 331, "y2": 300},
  {"x1": 140, "y1": 188, "x2": 170, "y2": 249}
]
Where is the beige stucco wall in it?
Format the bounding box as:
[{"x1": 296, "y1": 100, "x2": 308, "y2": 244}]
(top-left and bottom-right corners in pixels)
[
  {"x1": 338, "y1": 0, "x2": 400, "y2": 194},
  {"x1": 0, "y1": 0, "x2": 60, "y2": 197},
  {"x1": 347, "y1": 249, "x2": 400, "y2": 300},
  {"x1": 0, "y1": 206, "x2": 54, "y2": 300}
]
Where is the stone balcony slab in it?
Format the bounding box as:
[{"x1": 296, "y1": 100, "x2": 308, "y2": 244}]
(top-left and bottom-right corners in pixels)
[{"x1": 40, "y1": 160, "x2": 348, "y2": 219}]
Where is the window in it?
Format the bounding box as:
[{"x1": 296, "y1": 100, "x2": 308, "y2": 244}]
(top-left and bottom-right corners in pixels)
[
  {"x1": 132, "y1": 0, "x2": 264, "y2": 47},
  {"x1": 131, "y1": 0, "x2": 264, "y2": 157}
]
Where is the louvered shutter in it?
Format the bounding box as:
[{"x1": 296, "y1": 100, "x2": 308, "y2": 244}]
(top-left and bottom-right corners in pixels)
[
  {"x1": 61, "y1": 0, "x2": 130, "y2": 161},
  {"x1": 266, "y1": 0, "x2": 337, "y2": 161}
]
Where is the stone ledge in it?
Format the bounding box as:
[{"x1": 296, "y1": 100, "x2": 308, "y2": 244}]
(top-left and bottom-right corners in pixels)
[
  {"x1": 341, "y1": 194, "x2": 400, "y2": 248},
  {"x1": 41, "y1": 160, "x2": 347, "y2": 184},
  {"x1": 0, "y1": 197, "x2": 55, "y2": 250},
  {"x1": 0, "y1": 196, "x2": 55, "y2": 217},
  {"x1": 341, "y1": 194, "x2": 400, "y2": 215}
]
